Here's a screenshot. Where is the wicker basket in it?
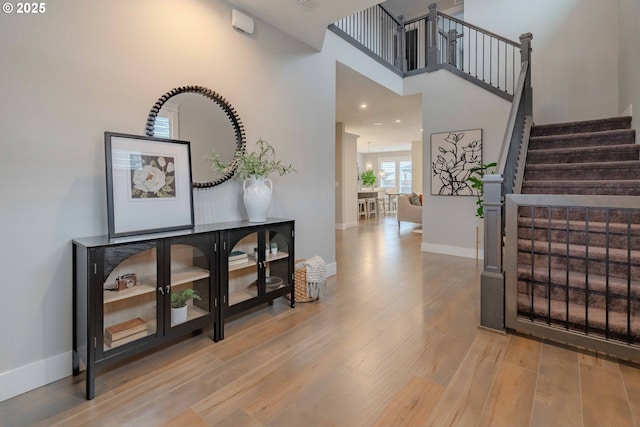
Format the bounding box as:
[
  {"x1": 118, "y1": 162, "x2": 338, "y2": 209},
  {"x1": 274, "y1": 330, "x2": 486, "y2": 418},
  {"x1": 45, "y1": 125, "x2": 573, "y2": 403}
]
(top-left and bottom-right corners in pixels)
[{"x1": 286, "y1": 259, "x2": 318, "y2": 303}]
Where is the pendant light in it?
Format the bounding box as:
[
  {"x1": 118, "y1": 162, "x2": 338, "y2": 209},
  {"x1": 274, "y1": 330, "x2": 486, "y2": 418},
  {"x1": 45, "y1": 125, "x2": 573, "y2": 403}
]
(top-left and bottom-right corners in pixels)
[
  {"x1": 378, "y1": 148, "x2": 386, "y2": 178},
  {"x1": 365, "y1": 142, "x2": 373, "y2": 170}
]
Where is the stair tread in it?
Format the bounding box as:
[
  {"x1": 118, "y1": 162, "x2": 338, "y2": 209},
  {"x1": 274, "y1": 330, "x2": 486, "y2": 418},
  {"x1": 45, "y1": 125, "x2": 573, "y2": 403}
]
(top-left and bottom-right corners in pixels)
[
  {"x1": 517, "y1": 266, "x2": 640, "y2": 296},
  {"x1": 517, "y1": 238, "x2": 640, "y2": 261},
  {"x1": 525, "y1": 160, "x2": 640, "y2": 170},
  {"x1": 523, "y1": 180, "x2": 640, "y2": 186},
  {"x1": 516, "y1": 293, "x2": 640, "y2": 338},
  {"x1": 531, "y1": 116, "x2": 632, "y2": 135},
  {"x1": 528, "y1": 144, "x2": 640, "y2": 154},
  {"x1": 530, "y1": 128, "x2": 635, "y2": 142},
  {"x1": 517, "y1": 217, "x2": 640, "y2": 232}
]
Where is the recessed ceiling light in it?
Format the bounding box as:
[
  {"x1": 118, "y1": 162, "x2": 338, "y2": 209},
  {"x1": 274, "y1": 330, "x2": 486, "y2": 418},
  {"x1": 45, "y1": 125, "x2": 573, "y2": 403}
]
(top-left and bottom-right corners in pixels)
[
  {"x1": 360, "y1": 103, "x2": 367, "y2": 109},
  {"x1": 420, "y1": 128, "x2": 423, "y2": 132},
  {"x1": 395, "y1": 119, "x2": 401, "y2": 123},
  {"x1": 373, "y1": 122, "x2": 383, "y2": 126}
]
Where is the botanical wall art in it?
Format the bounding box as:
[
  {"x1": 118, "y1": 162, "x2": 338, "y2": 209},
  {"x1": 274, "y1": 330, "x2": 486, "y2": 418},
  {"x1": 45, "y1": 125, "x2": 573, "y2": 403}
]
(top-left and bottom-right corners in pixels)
[
  {"x1": 431, "y1": 128, "x2": 483, "y2": 196},
  {"x1": 105, "y1": 132, "x2": 194, "y2": 238},
  {"x1": 129, "y1": 153, "x2": 176, "y2": 199}
]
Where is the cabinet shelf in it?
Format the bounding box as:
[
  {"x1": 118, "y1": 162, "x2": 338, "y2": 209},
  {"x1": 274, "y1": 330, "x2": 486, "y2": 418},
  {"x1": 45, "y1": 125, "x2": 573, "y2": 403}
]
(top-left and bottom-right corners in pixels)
[
  {"x1": 228, "y1": 284, "x2": 257, "y2": 306},
  {"x1": 103, "y1": 282, "x2": 156, "y2": 304},
  {"x1": 171, "y1": 266, "x2": 210, "y2": 286},
  {"x1": 171, "y1": 304, "x2": 209, "y2": 327}
]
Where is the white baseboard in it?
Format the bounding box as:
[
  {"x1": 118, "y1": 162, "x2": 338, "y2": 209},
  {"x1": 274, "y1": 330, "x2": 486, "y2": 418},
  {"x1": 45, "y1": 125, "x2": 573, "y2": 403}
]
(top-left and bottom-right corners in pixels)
[
  {"x1": 326, "y1": 261, "x2": 337, "y2": 277},
  {"x1": 0, "y1": 351, "x2": 71, "y2": 402},
  {"x1": 0, "y1": 263, "x2": 342, "y2": 404},
  {"x1": 421, "y1": 242, "x2": 483, "y2": 260},
  {"x1": 335, "y1": 222, "x2": 358, "y2": 230}
]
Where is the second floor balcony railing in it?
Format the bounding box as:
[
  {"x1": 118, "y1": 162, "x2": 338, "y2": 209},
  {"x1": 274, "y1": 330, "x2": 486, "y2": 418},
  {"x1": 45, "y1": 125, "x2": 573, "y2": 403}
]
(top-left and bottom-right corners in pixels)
[{"x1": 331, "y1": 2, "x2": 523, "y2": 101}]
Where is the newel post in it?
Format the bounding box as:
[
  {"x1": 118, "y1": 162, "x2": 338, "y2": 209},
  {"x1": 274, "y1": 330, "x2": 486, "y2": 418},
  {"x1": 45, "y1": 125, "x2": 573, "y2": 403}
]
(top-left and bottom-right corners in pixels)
[
  {"x1": 426, "y1": 3, "x2": 439, "y2": 70},
  {"x1": 480, "y1": 174, "x2": 505, "y2": 330},
  {"x1": 447, "y1": 28, "x2": 459, "y2": 67},
  {"x1": 520, "y1": 32, "x2": 533, "y2": 116},
  {"x1": 395, "y1": 15, "x2": 407, "y2": 72}
]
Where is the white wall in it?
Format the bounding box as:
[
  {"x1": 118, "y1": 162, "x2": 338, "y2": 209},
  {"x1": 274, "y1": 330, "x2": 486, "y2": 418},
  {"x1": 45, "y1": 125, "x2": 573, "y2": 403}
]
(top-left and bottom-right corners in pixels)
[
  {"x1": 619, "y1": 0, "x2": 640, "y2": 140},
  {"x1": 405, "y1": 69, "x2": 511, "y2": 258},
  {"x1": 335, "y1": 123, "x2": 359, "y2": 229},
  {"x1": 411, "y1": 140, "x2": 423, "y2": 193},
  {"x1": 465, "y1": 0, "x2": 620, "y2": 125},
  {"x1": 0, "y1": 0, "x2": 336, "y2": 401}
]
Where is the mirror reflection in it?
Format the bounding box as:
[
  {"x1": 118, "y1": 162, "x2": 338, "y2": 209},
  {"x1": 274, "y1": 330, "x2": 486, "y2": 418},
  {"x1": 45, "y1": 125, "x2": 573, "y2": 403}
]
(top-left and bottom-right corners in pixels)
[
  {"x1": 155, "y1": 93, "x2": 237, "y2": 184},
  {"x1": 146, "y1": 86, "x2": 245, "y2": 188}
]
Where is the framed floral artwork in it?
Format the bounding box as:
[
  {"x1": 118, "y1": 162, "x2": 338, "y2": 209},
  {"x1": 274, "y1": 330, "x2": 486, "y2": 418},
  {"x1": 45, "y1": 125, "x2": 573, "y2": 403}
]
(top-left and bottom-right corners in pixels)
[
  {"x1": 105, "y1": 132, "x2": 194, "y2": 238},
  {"x1": 431, "y1": 128, "x2": 483, "y2": 196}
]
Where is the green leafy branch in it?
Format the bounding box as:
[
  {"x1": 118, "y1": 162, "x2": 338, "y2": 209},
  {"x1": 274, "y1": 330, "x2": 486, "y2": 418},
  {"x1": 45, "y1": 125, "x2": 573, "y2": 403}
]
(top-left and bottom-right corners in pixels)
[
  {"x1": 467, "y1": 162, "x2": 497, "y2": 218},
  {"x1": 206, "y1": 138, "x2": 295, "y2": 180}
]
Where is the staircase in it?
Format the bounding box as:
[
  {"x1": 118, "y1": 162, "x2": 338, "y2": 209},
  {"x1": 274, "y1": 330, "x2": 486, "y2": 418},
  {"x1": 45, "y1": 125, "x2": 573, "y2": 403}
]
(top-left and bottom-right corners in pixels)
[{"x1": 515, "y1": 116, "x2": 640, "y2": 342}]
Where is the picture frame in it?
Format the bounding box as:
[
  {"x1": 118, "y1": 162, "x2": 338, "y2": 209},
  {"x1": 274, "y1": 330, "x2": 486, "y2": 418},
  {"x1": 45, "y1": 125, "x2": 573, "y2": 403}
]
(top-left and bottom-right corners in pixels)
[
  {"x1": 105, "y1": 132, "x2": 195, "y2": 238},
  {"x1": 430, "y1": 128, "x2": 483, "y2": 196}
]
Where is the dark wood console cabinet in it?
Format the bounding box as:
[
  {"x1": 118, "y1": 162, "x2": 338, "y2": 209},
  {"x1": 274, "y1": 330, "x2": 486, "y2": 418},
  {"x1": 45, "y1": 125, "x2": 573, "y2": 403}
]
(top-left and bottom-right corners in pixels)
[{"x1": 73, "y1": 218, "x2": 294, "y2": 400}]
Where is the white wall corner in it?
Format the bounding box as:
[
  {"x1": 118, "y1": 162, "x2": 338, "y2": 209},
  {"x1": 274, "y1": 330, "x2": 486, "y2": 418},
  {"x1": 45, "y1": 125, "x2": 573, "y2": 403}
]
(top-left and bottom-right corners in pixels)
[
  {"x1": 623, "y1": 104, "x2": 632, "y2": 117},
  {"x1": 0, "y1": 352, "x2": 71, "y2": 403},
  {"x1": 326, "y1": 261, "x2": 337, "y2": 277}
]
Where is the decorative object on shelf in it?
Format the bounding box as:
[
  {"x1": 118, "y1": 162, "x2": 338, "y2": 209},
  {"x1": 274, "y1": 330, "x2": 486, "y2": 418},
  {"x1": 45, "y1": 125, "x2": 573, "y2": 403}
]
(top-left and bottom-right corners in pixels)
[
  {"x1": 144, "y1": 85, "x2": 246, "y2": 189},
  {"x1": 270, "y1": 242, "x2": 278, "y2": 255},
  {"x1": 228, "y1": 250, "x2": 248, "y2": 266},
  {"x1": 207, "y1": 138, "x2": 295, "y2": 222},
  {"x1": 265, "y1": 276, "x2": 283, "y2": 290},
  {"x1": 431, "y1": 128, "x2": 483, "y2": 196},
  {"x1": 170, "y1": 288, "x2": 201, "y2": 325},
  {"x1": 104, "y1": 132, "x2": 194, "y2": 238},
  {"x1": 114, "y1": 273, "x2": 139, "y2": 291},
  {"x1": 360, "y1": 169, "x2": 376, "y2": 188}
]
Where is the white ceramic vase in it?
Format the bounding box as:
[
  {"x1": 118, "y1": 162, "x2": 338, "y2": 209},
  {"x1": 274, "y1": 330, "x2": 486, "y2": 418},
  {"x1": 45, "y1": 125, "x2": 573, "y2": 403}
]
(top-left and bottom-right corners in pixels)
[{"x1": 243, "y1": 175, "x2": 273, "y2": 222}]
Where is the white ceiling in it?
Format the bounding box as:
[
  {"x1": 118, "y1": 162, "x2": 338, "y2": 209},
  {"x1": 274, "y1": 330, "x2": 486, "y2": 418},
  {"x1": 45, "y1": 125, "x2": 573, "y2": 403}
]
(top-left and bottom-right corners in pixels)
[
  {"x1": 336, "y1": 63, "x2": 422, "y2": 153},
  {"x1": 223, "y1": 1, "x2": 455, "y2": 154}
]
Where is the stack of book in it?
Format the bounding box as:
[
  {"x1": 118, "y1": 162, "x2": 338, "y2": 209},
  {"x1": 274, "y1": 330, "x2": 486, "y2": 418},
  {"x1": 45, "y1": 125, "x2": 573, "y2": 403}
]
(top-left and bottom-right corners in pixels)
[
  {"x1": 229, "y1": 250, "x2": 248, "y2": 267},
  {"x1": 104, "y1": 317, "x2": 147, "y2": 348}
]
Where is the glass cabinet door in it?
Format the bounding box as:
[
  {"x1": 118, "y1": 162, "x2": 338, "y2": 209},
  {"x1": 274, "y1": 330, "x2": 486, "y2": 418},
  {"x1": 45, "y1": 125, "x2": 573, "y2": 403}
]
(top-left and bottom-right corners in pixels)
[
  {"x1": 167, "y1": 237, "x2": 212, "y2": 330},
  {"x1": 263, "y1": 227, "x2": 291, "y2": 295},
  {"x1": 226, "y1": 230, "x2": 260, "y2": 309},
  {"x1": 101, "y1": 242, "x2": 158, "y2": 352}
]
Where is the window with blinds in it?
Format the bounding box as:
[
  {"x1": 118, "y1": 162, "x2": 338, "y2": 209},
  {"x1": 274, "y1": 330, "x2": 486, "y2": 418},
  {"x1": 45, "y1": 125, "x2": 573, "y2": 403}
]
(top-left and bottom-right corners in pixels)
[
  {"x1": 379, "y1": 157, "x2": 412, "y2": 192},
  {"x1": 153, "y1": 117, "x2": 171, "y2": 138}
]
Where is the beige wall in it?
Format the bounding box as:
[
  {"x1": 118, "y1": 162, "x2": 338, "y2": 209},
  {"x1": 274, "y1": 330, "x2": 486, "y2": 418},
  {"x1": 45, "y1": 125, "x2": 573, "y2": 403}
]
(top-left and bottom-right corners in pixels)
[
  {"x1": 465, "y1": 0, "x2": 620, "y2": 125},
  {"x1": 335, "y1": 123, "x2": 359, "y2": 229},
  {"x1": 0, "y1": 0, "x2": 337, "y2": 400},
  {"x1": 619, "y1": 0, "x2": 640, "y2": 142}
]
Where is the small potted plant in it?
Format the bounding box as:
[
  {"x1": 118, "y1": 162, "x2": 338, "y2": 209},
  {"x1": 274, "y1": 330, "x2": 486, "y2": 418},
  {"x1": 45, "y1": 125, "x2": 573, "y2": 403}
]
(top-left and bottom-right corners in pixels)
[
  {"x1": 171, "y1": 288, "x2": 201, "y2": 325},
  {"x1": 270, "y1": 242, "x2": 278, "y2": 255}
]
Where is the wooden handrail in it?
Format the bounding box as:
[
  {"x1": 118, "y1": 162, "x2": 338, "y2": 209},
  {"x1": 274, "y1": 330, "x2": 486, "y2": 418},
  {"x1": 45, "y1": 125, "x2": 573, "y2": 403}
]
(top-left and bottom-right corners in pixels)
[{"x1": 497, "y1": 60, "x2": 529, "y2": 174}]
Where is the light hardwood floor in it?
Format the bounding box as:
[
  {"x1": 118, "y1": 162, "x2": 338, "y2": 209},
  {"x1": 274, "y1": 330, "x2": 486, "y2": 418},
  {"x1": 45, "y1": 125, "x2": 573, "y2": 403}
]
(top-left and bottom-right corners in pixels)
[{"x1": 4, "y1": 216, "x2": 640, "y2": 426}]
